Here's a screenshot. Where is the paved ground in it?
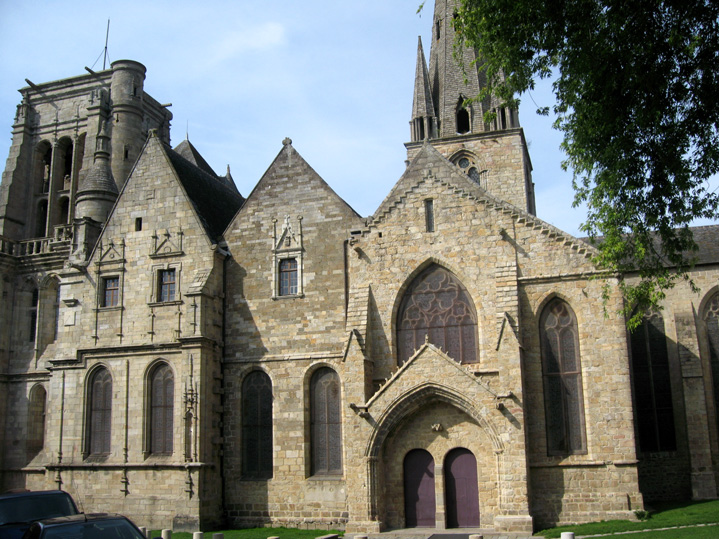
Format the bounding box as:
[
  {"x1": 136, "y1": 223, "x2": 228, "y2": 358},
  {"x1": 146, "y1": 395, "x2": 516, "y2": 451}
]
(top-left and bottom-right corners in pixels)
[{"x1": 342, "y1": 529, "x2": 540, "y2": 539}]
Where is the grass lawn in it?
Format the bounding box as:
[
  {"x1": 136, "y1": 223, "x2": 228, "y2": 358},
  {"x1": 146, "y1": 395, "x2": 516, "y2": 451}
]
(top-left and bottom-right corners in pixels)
[
  {"x1": 148, "y1": 528, "x2": 343, "y2": 539},
  {"x1": 536, "y1": 499, "x2": 719, "y2": 538}
]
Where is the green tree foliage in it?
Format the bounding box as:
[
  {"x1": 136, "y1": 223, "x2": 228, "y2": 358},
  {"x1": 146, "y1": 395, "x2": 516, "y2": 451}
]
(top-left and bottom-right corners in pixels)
[{"x1": 449, "y1": 0, "x2": 719, "y2": 326}]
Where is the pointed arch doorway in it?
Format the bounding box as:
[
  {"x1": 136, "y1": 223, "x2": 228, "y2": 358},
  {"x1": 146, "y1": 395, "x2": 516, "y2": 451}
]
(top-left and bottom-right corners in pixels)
[
  {"x1": 445, "y1": 447, "x2": 480, "y2": 528},
  {"x1": 403, "y1": 449, "x2": 436, "y2": 527}
]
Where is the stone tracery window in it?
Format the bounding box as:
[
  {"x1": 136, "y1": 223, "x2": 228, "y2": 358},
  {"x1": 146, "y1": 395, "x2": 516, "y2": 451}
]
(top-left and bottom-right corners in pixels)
[
  {"x1": 310, "y1": 367, "x2": 342, "y2": 475},
  {"x1": 86, "y1": 367, "x2": 112, "y2": 457},
  {"x1": 540, "y1": 298, "x2": 587, "y2": 455},
  {"x1": 149, "y1": 363, "x2": 174, "y2": 456},
  {"x1": 242, "y1": 370, "x2": 273, "y2": 478},
  {"x1": 703, "y1": 292, "x2": 719, "y2": 432},
  {"x1": 629, "y1": 309, "x2": 676, "y2": 452},
  {"x1": 396, "y1": 265, "x2": 478, "y2": 365}
]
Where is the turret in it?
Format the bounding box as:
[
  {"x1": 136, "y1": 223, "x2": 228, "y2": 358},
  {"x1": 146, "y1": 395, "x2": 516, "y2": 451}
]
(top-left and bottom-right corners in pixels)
[
  {"x1": 110, "y1": 60, "x2": 146, "y2": 186},
  {"x1": 75, "y1": 120, "x2": 118, "y2": 223}
]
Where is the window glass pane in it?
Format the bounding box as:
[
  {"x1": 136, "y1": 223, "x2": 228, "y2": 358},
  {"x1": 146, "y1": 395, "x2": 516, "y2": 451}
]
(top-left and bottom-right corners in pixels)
[
  {"x1": 159, "y1": 269, "x2": 176, "y2": 302},
  {"x1": 279, "y1": 258, "x2": 298, "y2": 296},
  {"x1": 540, "y1": 299, "x2": 586, "y2": 454},
  {"x1": 89, "y1": 369, "x2": 111, "y2": 455},
  {"x1": 396, "y1": 265, "x2": 477, "y2": 365},
  {"x1": 311, "y1": 368, "x2": 342, "y2": 475},
  {"x1": 242, "y1": 371, "x2": 273, "y2": 478},
  {"x1": 630, "y1": 311, "x2": 676, "y2": 452},
  {"x1": 150, "y1": 364, "x2": 173, "y2": 455}
]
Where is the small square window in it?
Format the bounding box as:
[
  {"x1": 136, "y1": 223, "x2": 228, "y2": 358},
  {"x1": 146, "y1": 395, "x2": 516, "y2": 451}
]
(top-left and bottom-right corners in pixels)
[
  {"x1": 102, "y1": 277, "x2": 119, "y2": 307},
  {"x1": 158, "y1": 269, "x2": 176, "y2": 302},
  {"x1": 279, "y1": 258, "x2": 298, "y2": 296}
]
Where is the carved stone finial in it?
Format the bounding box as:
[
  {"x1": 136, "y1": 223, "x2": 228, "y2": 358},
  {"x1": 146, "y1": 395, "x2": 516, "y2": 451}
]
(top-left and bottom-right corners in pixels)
[{"x1": 282, "y1": 137, "x2": 292, "y2": 146}]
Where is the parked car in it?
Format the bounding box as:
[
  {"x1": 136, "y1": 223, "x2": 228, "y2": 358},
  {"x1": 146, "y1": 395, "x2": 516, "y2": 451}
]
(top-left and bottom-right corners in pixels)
[
  {"x1": 21, "y1": 514, "x2": 151, "y2": 539},
  {"x1": 0, "y1": 491, "x2": 79, "y2": 539}
]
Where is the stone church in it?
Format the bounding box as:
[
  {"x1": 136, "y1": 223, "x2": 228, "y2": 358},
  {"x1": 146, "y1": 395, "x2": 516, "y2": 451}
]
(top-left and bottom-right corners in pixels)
[{"x1": 1, "y1": 0, "x2": 718, "y2": 534}]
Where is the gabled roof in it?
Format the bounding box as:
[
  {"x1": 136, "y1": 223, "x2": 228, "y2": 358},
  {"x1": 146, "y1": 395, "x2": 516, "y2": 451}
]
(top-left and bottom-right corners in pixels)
[
  {"x1": 226, "y1": 138, "x2": 362, "y2": 233},
  {"x1": 370, "y1": 142, "x2": 595, "y2": 256},
  {"x1": 163, "y1": 143, "x2": 244, "y2": 241}
]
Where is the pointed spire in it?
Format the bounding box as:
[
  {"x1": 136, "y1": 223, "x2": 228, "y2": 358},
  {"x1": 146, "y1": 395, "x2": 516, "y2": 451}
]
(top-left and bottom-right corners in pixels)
[{"x1": 410, "y1": 37, "x2": 437, "y2": 142}]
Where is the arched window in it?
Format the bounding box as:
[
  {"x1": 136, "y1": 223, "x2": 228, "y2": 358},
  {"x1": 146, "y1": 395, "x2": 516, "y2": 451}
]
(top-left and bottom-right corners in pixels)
[
  {"x1": 149, "y1": 363, "x2": 174, "y2": 455},
  {"x1": 629, "y1": 310, "x2": 676, "y2": 452},
  {"x1": 311, "y1": 367, "x2": 342, "y2": 475},
  {"x1": 540, "y1": 298, "x2": 587, "y2": 455},
  {"x1": 703, "y1": 292, "x2": 719, "y2": 432},
  {"x1": 242, "y1": 371, "x2": 273, "y2": 478},
  {"x1": 456, "y1": 98, "x2": 470, "y2": 134},
  {"x1": 27, "y1": 385, "x2": 46, "y2": 461},
  {"x1": 35, "y1": 200, "x2": 48, "y2": 238},
  {"x1": 396, "y1": 265, "x2": 477, "y2": 365},
  {"x1": 86, "y1": 367, "x2": 112, "y2": 457}
]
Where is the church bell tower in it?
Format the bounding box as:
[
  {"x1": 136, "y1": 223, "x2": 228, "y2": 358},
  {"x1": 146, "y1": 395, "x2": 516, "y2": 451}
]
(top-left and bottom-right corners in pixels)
[{"x1": 407, "y1": 0, "x2": 535, "y2": 214}]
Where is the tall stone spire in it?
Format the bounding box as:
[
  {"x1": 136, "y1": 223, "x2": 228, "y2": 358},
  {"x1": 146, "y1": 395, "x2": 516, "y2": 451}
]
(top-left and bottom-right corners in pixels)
[
  {"x1": 410, "y1": 37, "x2": 437, "y2": 142},
  {"x1": 424, "y1": 0, "x2": 519, "y2": 138},
  {"x1": 406, "y1": 0, "x2": 535, "y2": 215}
]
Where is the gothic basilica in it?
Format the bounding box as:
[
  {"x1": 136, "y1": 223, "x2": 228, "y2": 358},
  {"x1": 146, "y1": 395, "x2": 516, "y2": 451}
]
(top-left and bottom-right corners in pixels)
[{"x1": 1, "y1": 0, "x2": 718, "y2": 534}]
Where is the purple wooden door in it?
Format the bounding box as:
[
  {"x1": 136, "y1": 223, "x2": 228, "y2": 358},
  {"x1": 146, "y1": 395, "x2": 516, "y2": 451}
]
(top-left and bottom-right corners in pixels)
[
  {"x1": 404, "y1": 449, "x2": 436, "y2": 527},
  {"x1": 445, "y1": 448, "x2": 480, "y2": 528}
]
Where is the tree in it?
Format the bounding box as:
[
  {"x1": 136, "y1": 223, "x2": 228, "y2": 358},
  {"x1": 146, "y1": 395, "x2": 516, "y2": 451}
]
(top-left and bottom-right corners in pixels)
[{"x1": 449, "y1": 0, "x2": 719, "y2": 326}]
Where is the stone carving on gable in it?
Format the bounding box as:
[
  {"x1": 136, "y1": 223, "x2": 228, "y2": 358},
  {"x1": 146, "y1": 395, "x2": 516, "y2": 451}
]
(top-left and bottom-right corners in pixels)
[
  {"x1": 272, "y1": 215, "x2": 304, "y2": 298},
  {"x1": 151, "y1": 228, "x2": 184, "y2": 258}
]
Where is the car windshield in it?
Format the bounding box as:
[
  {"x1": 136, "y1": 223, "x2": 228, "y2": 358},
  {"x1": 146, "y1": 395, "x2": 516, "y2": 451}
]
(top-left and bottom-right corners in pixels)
[
  {"x1": 41, "y1": 519, "x2": 144, "y2": 539},
  {"x1": 0, "y1": 493, "x2": 77, "y2": 525}
]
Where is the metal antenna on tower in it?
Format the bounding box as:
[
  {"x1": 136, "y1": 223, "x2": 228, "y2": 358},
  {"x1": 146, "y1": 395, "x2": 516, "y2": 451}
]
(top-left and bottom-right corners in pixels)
[{"x1": 103, "y1": 19, "x2": 110, "y2": 70}]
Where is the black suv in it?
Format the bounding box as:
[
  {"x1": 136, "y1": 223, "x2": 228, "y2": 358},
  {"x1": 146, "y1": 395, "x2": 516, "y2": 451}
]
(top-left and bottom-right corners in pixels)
[
  {"x1": 0, "y1": 491, "x2": 79, "y2": 539},
  {"x1": 21, "y1": 513, "x2": 149, "y2": 539}
]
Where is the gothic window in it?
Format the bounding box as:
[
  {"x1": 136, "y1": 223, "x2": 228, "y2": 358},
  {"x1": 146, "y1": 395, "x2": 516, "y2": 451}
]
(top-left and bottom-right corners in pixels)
[
  {"x1": 52, "y1": 284, "x2": 60, "y2": 342},
  {"x1": 456, "y1": 98, "x2": 470, "y2": 134},
  {"x1": 396, "y1": 265, "x2": 478, "y2": 366},
  {"x1": 86, "y1": 367, "x2": 112, "y2": 457},
  {"x1": 279, "y1": 258, "x2": 298, "y2": 296},
  {"x1": 158, "y1": 269, "x2": 176, "y2": 302},
  {"x1": 149, "y1": 363, "x2": 174, "y2": 455},
  {"x1": 424, "y1": 199, "x2": 435, "y2": 233},
  {"x1": 454, "y1": 154, "x2": 488, "y2": 188},
  {"x1": 630, "y1": 310, "x2": 676, "y2": 452},
  {"x1": 703, "y1": 292, "x2": 719, "y2": 433},
  {"x1": 311, "y1": 367, "x2": 342, "y2": 475},
  {"x1": 540, "y1": 298, "x2": 587, "y2": 455},
  {"x1": 242, "y1": 371, "x2": 273, "y2": 478},
  {"x1": 27, "y1": 385, "x2": 46, "y2": 461},
  {"x1": 36, "y1": 200, "x2": 48, "y2": 238},
  {"x1": 102, "y1": 276, "x2": 119, "y2": 307},
  {"x1": 29, "y1": 288, "x2": 38, "y2": 343}
]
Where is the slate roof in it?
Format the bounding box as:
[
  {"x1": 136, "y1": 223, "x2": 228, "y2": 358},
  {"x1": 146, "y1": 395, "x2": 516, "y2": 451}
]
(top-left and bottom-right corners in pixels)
[
  {"x1": 174, "y1": 139, "x2": 239, "y2": 193},
  {"x1": 580, "y1": 224, "x2": 719, "y2": 267},
  {"x1": 688, "y1": 224, "x2": 719, "y2": 265},
  {"x1": 164, "y1": 144, "x2": 244, "y2": 241}
]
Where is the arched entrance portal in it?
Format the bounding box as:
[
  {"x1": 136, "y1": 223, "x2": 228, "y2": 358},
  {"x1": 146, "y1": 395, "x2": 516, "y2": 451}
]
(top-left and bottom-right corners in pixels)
[
  {"x1": 445, "y1": 447, "x2": 480, "y2": 527},
  {"x1": 403, "y1": 449, "x2": 436, "y2": 527}
]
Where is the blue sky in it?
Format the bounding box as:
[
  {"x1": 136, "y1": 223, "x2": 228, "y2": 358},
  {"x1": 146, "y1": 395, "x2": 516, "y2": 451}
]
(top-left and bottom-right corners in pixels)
[{"x1": 0, "y1": 0, "x2": 585, "y2": 233}]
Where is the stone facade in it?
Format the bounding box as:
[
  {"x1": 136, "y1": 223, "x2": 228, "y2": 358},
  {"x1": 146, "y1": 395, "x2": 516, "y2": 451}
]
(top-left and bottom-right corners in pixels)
[{"x1": 1, "y1": 0, "x2": 718, "y2": 534}]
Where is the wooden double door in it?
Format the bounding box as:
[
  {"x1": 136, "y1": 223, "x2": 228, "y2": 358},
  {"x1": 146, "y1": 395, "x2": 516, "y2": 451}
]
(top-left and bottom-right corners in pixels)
[{"x1": 403, "y1": 448, "x2": 480, "y2": 528}]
